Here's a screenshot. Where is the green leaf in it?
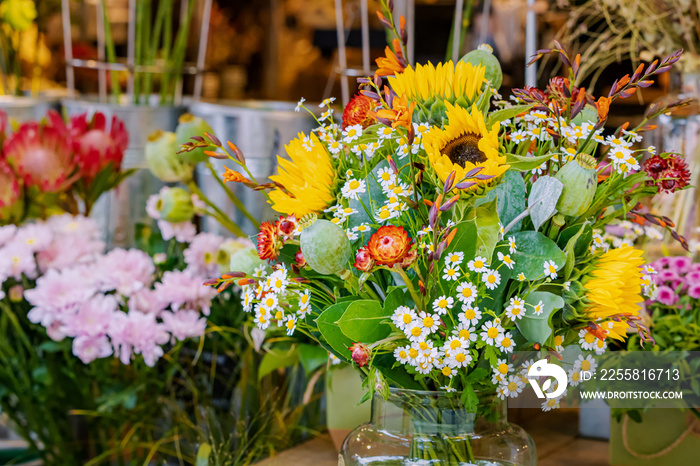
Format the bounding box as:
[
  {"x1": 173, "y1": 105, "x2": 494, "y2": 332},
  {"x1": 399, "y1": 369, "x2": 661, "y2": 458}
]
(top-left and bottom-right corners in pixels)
[
  {"x1": 486, "y1": 104, "x2": 534, "y2": 127},
  {"x1": 466, "y1": 198, "x2": 501, "y2": 260},
  {"x1": 476, "y1": 171, "x2": 527, "y2": 232},
  {"x1": 516, "y1": 291, "x2": 565, "y2": 344},
  {"x1": 528, "y1": 175, "x2": 563, "y2": 231},
  {"x1": 383, "y1": 287, "x2": 408, "y2": 316},
  {"x1": 298, "y1": 344, "x2": 329, "y2": 376},
  {"x1": 337, "y1": 299, "x2": 390, "y2": 343},
  {"x1": 316, "y1": 302, "x2": 355, "y2": 360},
  {"x1": 510, "y1": 231, "x2": 566, "y2": 280},
  {"x1": 443, "y1": 219, "x2": 478, "y2": 263},
  {"x1": 258, "y1": 347, "x2": 299, "y2": 380},
  {"x1": 460, "y1": 383, "x2": 479, "y2": 413},
  {"x1": 196, "y1": 444, "x2": 211, "y2": 466},
  {"x1": 558, "y1": 222, "x2": 593, "y2": 257},
  {"x1": 561, "y1": 223, "x2": 589, "y2": 280},
  {"x1": 506, "y1": 152, "x2": 555, "y2": 172},
  {"x1": 96, "y1": 385, "x2": 142, "y2": 413},
  {"x1": 373, "y1": 353, "x2": 422, "y2": 389}
]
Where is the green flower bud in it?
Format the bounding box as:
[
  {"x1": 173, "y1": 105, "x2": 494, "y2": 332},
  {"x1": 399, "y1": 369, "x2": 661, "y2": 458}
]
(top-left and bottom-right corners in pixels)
[
  {"x1": 145, "y1": 130, "x2": 194, "y2": 183},
  {"x1": 230, "y1": 247, "x2": 265, "y2": 276},
  {"x1": 176, "y1": 114, "x2": 215, "y2": 164},
  {"x1": 554, "y1": 154, "x2": 598, "y2": 217},
  {"x1": 217, "y1": 239, "x2": 250, "y2": 274},
  {"x1": 460, "y1": 44, "x2": 503, "y2": 90},
  {"x1": 156, "y1": 187, "x2": 194, "y2": 223},
  {"x1": 300, "y1": 219, "x2": 352, "y2": 275}
]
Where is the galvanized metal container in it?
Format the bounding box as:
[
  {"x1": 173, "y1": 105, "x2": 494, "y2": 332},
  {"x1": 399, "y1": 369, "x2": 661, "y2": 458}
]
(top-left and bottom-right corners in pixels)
[
  {"x1": 188, "y1": 100, "x2": 317, "y2": 236},
  {"x1": 0, "y1": 95, "x2": 60, "y2": 124},
  {"x1": 62, "y1": 97, "x2": 185, "y2": 246}
]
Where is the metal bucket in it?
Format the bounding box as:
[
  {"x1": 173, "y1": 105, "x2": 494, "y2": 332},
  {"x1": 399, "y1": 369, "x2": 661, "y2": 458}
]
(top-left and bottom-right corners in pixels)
[
  {"x1": 62, "y1": 97, "x2": 185, "y2": 246},
  {"x1": 188, "y1": 100, "x2": 317, "y2": 236},
  {"x1": 0, "y1": 95, "x2": 60, "y2": 124}
]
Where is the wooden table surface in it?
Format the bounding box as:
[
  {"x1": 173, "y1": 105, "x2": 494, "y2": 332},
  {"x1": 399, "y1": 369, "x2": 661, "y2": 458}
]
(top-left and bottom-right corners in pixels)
[{"x1": 257, "y1": 408, "x2": 610, "y2": 465}]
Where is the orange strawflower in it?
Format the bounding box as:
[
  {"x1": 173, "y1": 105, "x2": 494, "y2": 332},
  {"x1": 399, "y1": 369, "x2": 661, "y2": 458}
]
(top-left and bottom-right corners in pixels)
[
  {"x1": 367, "y1": 226, "x2": 413, "y2": 267},
  {"x1": 223, "y1": 166, "x2": 251, "y2": 184},
  {"x1": 257, "y1": 220, "x2": 283, "y2": 261},
  {"x1": 342, "y1": 94, "x2": 376, "y2": 129}
]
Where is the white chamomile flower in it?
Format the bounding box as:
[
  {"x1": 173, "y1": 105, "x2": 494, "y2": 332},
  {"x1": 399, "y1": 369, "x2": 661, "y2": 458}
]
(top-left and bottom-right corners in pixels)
[
  {"x1": 327, "y1": 140, "x2": 342, "y2": 155},
  {"x1": 394, "y1": 346, "x2": 411, "y2": 364},
  {"x1": 480, "y1": 321, "x2": 504, "y2": 345},
  {"x1": 647, "y1": 145, "x2": 656, "y2": 155},
  {"x1": 342, "y1": 124, "x2": 363, "y2": 143},
  {"x1": 406, "y1": 322, "x2": 429, "y2": 342},
  {"x1": 568, "y1": 367, "x2": 583, "y2": 387},
  {"x1": 295, "y1": 97, "x2": 305, "y2": 112},
  {"x1": 496, "y1": 384, "x2": 508, "y2": 400},
  {"x1": 432, "y1": 296, "x2": 454, "y2": 315},
  {"x1": 499, "y1": 222, "x2": 505, "y2": 236},
  {"x1": 255, "y1": 309, "x2": 271, "y2": 329},
  {"x1": 481, "y1": 269, "x2": 501, "y2": 290},
  {"x1": 575, "y1": 354, "x2": 598, "y2": 375},
  {"x1": 554, "y1": 334, "x2": 565, "y2": 353},
  {"x1": 496, "y1": 332, "x2": 515, "y2": 353},
  {"x1": 392, "y1": 306, "x2": 416, "y2": 330},
  {"x1": 458, "y1": 306, "x2": 481, "y2": 326},
  {"x1": 578, "y1": 328, "x2": 597, "y2": 351},
  {"x1": 494, "y1": 358, "x2": 513, "y2": 376},
  {"x1": 456, "y1": 281, "x2": 477, "y2": 305},
  {"x1": 503, "y1": 375, "x2": 525, "y2": 398},
  {"x1": 354, "y1": 223, "x2": 372, "y2": 234},
  {"x1": 508, "y1": 236, "x2": 517, "y2": 253},
  {"x1": 301, "y1": 135, "x2": 314, "y2": 152},
  {"x1": 242, "y1": 290, "x2": 255, "y2": 312},
  {"x1": 444, "y1": 251, "x2": 464, "y2": 266},
  {"x1": 446, "y1": 349, "x2": 472, "y2": 369},
  {"x1": 541, "y1": 396, "x2": 562, "y2": 412},
  {"x1": 260, "y1": 294, "x2": 279, "y2": 311},
  {"x1": 442, "y1": 266, "x2": 461, "y2": 281},
  {"x1": 417, "y1": 311, "x2": 440, "y2": 334},
  {"x1": 414, "y1": 340, "x2": 438, "y2": 364},
  {"x1": 467, "y1": 256, "x2": 489, "y2": 273},
  {"x1": 318, "y1": 97, "x2": 336, "y2": 108},
  {"x1": 606, "y1": 135, "x2": 632, "y2": 148},
  {"x1": 505, "y1": 297, "x2": 525, "y2": 320},
  {"x1": 341, "y1": 178, "x2": 366, "y2": 200},
  {"x1": 531, "y1": 300, "x2": 544, "y2": 316},
  {"x1": 298, "y1": 291, "x2": 311, "y2": 316},
  {"x1": 284, "y1": 314, "x2": 297, "y2": 335},
  {"x1": 563, "y1": 281, "x2": 571, "y2": 291},
  {"x1": 443, "y1": 336, "x2": 469, "y2": 356},
  {"x1": 346, "y1": 229, "x2": 359, "y2": 241},
  {"x1": 543, "y1": 260, "x2": 558, "y2": 279},
  {"x1": 413, "y1": 122, "x2": 430, "y2": 135},
  {"x1": 453, "y1": 323, "x2": 477, "y2": 343},
  {"x1": 377, "y1": 126, "x2": 394, "y2": 139},
  {"x1": 320, "y1": 109, "x2": 333, "y2": 121},
  {"x1": 497, "y1": 251, "x2": 515, "y2": 269},
  {"x1": 643, "y1": 265, "x2": 657, "y2": 275},
  {"x1": 441, "y1": 386, "x2": 457, "y2": 393},
  {"x1": 517, "y1": 273, "x2": 526, "y2": 281}
]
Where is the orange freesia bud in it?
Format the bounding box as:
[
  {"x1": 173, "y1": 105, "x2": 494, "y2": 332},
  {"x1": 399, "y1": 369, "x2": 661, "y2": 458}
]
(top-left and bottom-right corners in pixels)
[
  {"x1": 596, "y1": 96, "x2": 611, "y2": 122},
  {"x1": 227, "y1": 141, "x2": 246, "y2": 164},
  {"x1": 423, "y1": 199, "x2": 434, "y2": 207},
  {"x1": 445, "y1": 228, "x2": 457, "y2": 247},
  {"x1": 237, "y1": 278, "x2": 257, "y2": 286},
  {"x1": 222, "y1": 166, "x2": 252, "y2": 184},
  {"x1": 204, "y1": 150, "x2": 220, "y2": 157},
  {"x1": 435, "y1": 193, "x2": 444, "y2": 209}
]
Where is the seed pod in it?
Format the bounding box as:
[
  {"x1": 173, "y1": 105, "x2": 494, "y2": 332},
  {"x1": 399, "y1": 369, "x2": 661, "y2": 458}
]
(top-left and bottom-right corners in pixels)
[
  {"x1": 554, "y1": 154, "x2": 598, "y2": 217},
  {"x1": 300, "y1": 219, "x2": 352, "y2": 275},
  {"x1": 229, "y1": 247, "x2": 265, "y2": 276},
  {"x1": 145, "y1": 130, "x2": 193, "y2": 182},
  {"x1": 156, "y1": 187, "x2": 194, "y2": 223},
  {"x1": 460, "y1": 44, "x2": 503, "y2": 90},
  {"x1": 176, "y1": 114, "x2": 215, "y2": 164}
]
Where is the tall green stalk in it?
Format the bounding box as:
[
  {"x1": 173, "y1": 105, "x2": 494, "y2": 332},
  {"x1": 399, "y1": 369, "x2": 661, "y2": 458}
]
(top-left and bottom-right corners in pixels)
[{"x1": 101, "y1": 0, "x2": 121, "y2": 101}]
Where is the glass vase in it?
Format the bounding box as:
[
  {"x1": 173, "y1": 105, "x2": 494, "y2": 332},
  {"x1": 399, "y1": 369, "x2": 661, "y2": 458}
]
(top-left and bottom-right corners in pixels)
[{"x1": 340, "y1": 388, "x2": 536, "y2": 465}]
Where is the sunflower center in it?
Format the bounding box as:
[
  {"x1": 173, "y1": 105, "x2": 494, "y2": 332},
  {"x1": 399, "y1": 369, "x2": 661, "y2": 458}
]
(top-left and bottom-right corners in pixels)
[{"x1": 442, "y1": 132, "x2": 486, "y2": 167}]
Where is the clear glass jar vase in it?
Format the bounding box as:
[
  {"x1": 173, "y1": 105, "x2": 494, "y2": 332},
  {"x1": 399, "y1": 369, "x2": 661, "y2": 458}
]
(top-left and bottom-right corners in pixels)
[{"x1": 340, "y1": 388, "x2": 536, "y2": 466}]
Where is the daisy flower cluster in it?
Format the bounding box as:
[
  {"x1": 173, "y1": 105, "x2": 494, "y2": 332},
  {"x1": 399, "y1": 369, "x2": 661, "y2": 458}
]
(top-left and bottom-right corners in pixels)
[{"x1": 1, "y1": 215, "x2": 223, "y2": 366}]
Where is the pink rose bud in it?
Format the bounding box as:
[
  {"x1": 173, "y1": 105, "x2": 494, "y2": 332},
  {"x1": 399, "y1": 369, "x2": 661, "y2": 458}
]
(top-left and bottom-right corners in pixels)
[{"x1": 349, "y1": 342, "x2": 371, "y2": 367}]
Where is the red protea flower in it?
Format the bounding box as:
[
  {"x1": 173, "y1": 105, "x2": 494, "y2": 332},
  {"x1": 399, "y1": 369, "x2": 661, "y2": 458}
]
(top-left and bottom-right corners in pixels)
[
  {"x1": 348, "y1": 342, "x2": 371, "y2": 367},
  {"x1": 3, "y1": 110, "x2": 77, "y2": 192},
  {"x1": 0, "y1": 160, "x2": 21, "y2": 221},
  {"x1": 257, "y1": 220, "x2": 283, "y2": 261},
  {"x1": 546, "y1": 76, "x2": 582, "y2": 104},
  {"x1": 342, "y1": 94, "x2": 376, "y2": 129},
  {"x1": 353, "y1": 246, "x2": 374, "y2": 272},
  {"x1": 367, "y1": 225, "x2": 413, "y2": 267},
  {"x1": 643, "y1": 154, "x2": 690, "y2": 193},
  {"x1": 69, "y1": 112, "x2": 128, "y2": 179}
]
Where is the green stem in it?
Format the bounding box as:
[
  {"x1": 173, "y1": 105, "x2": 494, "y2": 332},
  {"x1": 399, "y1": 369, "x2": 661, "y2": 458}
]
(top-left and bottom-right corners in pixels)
[
  {"x1": 392, "y1": 265, "x2": 423, "y2": 310},
  {"x1": 144, "y1": 0, "x2": 167, "y2": 99},
  {"x1": 159, "y1": 0, "x2": 173, "y2": 104},
  {"x1": 101, "y1": 0, "x2": 121, "y2": 101},
  {"x1": 187, "y1": 181, "x2": 246, "y2": 237},
  {"x1": 207, "y1": 162, "x2": 260, "y2": 228}
]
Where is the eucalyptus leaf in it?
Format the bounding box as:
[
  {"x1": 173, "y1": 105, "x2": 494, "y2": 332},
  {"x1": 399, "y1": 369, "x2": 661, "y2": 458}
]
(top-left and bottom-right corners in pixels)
[
  {"x1": 463, "y1": 199, "x2": 501, "y2": 261},
  {"x1": 516, "y1": 291, "x2": 565, "y2": 344},
  {"x1": 505, "y1": 152, "x2": 555, "y2": 171},
  {"x1": 337, "y1": 299, "x2": 390, "y2": 343},
  {"x1": 486, "y1": 104, "x2": 534, "y2": 128},
  {"x1": 528, "y1": 175, "x2": 563, "y2": 231},
  {"x1": 316, "y1": 302, "x2": 354, "y2": 361},
  {"x1": 298, "y1": 344, "x2": 329, "y2": 375},
  {"x1": 476, "y1": 171, "x2": 527, "y2": 232},
  {"x1": 510, "y1": 231, "x2": 566, "y2": 280}
]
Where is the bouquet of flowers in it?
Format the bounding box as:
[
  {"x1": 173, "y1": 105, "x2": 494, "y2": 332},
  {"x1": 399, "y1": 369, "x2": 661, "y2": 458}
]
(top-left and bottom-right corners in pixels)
[
  {"x1": 189, "y1": 5, "x2": 691, "y2": 462},
  {"x1": 0, "y1": 109, "x2": 131, "y2": 223}
]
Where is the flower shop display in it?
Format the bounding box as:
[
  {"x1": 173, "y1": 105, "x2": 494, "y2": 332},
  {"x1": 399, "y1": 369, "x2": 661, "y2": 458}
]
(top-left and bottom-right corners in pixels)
[
  {"x1": 0, "y1": 108, "x2": 131, "y2": 225},
  {"x1": 189, "y1": 2, "x2": 692, "y2": 460}
]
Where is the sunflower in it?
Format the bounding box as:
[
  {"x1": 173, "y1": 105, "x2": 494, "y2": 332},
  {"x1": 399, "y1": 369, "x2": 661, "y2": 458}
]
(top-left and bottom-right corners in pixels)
[
  {"x1": 583, "y1": 246, "x2": 645, "y2": 321},
  {"x1": 268, "y1": 133, "x2": 335, "y2": 217},
  {"x1": 388, "y1": 61, "x2": 486, "y2": 107},
  {"x1": 423, "y1": 102, "x2": 507, "y2": 191}
]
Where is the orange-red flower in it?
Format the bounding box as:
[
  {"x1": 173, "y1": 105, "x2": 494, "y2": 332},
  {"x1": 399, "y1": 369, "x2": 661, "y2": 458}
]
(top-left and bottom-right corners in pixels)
[
  {"x1": 353, "y1": 246, "x2": 374, "y2": 272},
  {"x1": 342, "y1": 94, "x2": 376, "y2": 129},
  {"x1": 375, "y1": 39, "x2": 406, "y2": 78},
  {"x1": 371, "y1": 93, "x2": 415, "y2": 132},
  {"x1": 367, "y1": 226, "x2": 413, "y2": 267},
  {"x1": 257, "y1": 220, "x2": 283, "y2": 261},
  {"x1": 596, "y1": 96, "x2": 611, "y2": 122},
  {"x1": 223, "y1": 166, "x2": 252, "y2": 184}
]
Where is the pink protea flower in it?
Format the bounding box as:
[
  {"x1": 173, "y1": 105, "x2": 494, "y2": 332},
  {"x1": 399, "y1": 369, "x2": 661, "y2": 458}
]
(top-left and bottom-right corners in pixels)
[
  {"x1": 69, "y1": 112, "x2": 128, "y2": 179},
  {"x1": 3, "y1": 110, "x2": 77, "y2": 192}
]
